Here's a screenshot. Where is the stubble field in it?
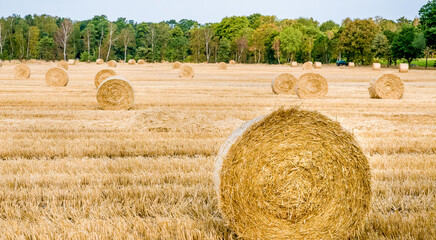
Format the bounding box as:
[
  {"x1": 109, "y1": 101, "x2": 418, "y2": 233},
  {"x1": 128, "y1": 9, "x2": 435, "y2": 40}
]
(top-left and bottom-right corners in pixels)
[{"x1": 0, "y1": 61, "x2": 435, "y2": 239}]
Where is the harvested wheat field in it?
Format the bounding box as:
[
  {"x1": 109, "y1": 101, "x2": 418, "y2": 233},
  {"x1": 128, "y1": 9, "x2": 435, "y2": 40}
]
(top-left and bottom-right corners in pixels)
[{"x1": 0, "y1": 61, "x2": 435, "y2": 239}]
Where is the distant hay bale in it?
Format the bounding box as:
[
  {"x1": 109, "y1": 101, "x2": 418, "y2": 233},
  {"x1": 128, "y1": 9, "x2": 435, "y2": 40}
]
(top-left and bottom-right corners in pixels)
[
  {"x1": 107, "y1": 60, "x2": 117, "y2": 67},
  {"x1": 229, "y1": 60, "x2": 236, "y2": 65},
  {"x1": 68, "y1": 59, "x2": 75, "y2": 65},
  {"x1": 96, "y1": 76, "x2": 135, "y2": 110},
  {"x1": 96, "y1": 59, "x2": 104, "y2": 65},
  {"x1": 57, "y1": 60, "x2": 68, "y2": 71},
  {"x1": 314, "y1": 62, "x2": 322, "y2": 69},
  {"x1": 118, "y1": 60, "x2": 125, "y2": 63},
  {"x1": 271, "y1": 73, "x2": 297, "y2": 95},
  {"x1": 348, "y1": 62, "x2": 355, "y2": 67},
  {"x1": 291, "y1": 61, "x2": 298, "y2": 67},
  {"x1": 138, "y1": 59, "x2": 146, "y2": 64},
  {"x1": 94, "y1": 69, "x2": 117, "y2": 88},
  {"x1": 45, "y1": 67, "x2": 69, "y2": 87},
  {"x1": 399, "y1": 63, "x2": 409, "y2": 73},
  {"x1": 215, "y1": 108, "x2": 371, "y2": 240},
  {"x1": 74, "y1": 59, "x2": 80, "y2": 64},
  {"x1": 302, "y1": 61, "x2": 313, "y2": 70},
  {"x1": 372, "y1": 63, "x2": 381, "y2": 70},
  {"x1": 218, "y1": 62, "x2": 227, "y2": 70},
  {"x1": 128, "y1": 59, "x2": 136, "y2": 65},
  {"x1": 296, "y1": 73, "x2": 328, "y2": 99},
  {"x1": 179, "y1": 65, "x2": 194, "y2": 78},
  {"x1": 14, "y1": 64, "x2": 31, "y2": 80},
  {"x1": 368, "y1": 74, "x2": 404, "y2": 99},
  {"x1": 173, "y1": 61, "x2": 181, "y2": 69}
]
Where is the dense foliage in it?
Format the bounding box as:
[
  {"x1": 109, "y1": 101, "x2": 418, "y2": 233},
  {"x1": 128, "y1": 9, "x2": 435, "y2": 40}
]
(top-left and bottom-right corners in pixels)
[{"x1": 0, "y1": 1, "x2": 433, "y2": 65}]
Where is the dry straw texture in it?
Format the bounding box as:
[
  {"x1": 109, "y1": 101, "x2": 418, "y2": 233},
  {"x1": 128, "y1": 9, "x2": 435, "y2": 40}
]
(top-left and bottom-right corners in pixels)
[
  {"x1": 348, "y1": 62, "x2": 355, "y2": 67},
  {"x1": 96, "y1": 59, "x2": 104, "y2": 65},
  {"x1": 57, "y1": 60, "x2": 68, "y2": 71},
  {"x1": 45, "y1": 67, "x2": 69, "y2": 87},
  {"x1": 271, "y1": 73, "x2": 297, "y2": 95},
  {"x1": 96, "y1": 76, "x2": 135, "y2": 110},
  {"x1": 94, "y1": 69, "x2": 117, "y2": 88},
  {"x1": 296, "y1": 73, "x2": 328, "y2": 99},
  {"x1": 399, "y1": 63, "x2": 409, "y2": 73},
  {"x1": 68, "y1": 59, "x2": 75, "y2": 65},
  {"x1": 372, "y1": 63, "x2": 381, "y2": 70},
  {"x1": 218, "y1": 62, "x2": 227, "y2": 70},
  {"x1": 314, "y1": 62, "x2": 322, "y2": 68},
  {"x1": 107, "y1": 60, "x2": 117, "y2": 67},
  {"x1": 74, "y1": 59, "x2": 80, "y2": 64},
  {"x1": 229, "y1": 60, "x2": 236, "y2": 65},
  {"x1": 302, "y1": 61, "x2": 313, "y2": 70},
  {"x1": 368, "y1": 74, "x2": 404, "y2": 99},
  {"x1": 215, "y1": 108, "x2": 371, "y2": 240},
  {"x1": 179, "y1": 65, "x2": 194, "y2": 78},
  {"x1": 172, "y1": 61, "x2": 181, "y2": 69},
  {"x1": 128, "y1": 59, "x2": 136, "y2": 65},
  {"x1": 14, "y1": 64, "x2": 31, "y2": 79},
  {"x1": 138, "y1": 59, "x2": 146, "y2": 64},
  {"x1": 291, "y1": 61, "x2": 298, "y2": 67}
]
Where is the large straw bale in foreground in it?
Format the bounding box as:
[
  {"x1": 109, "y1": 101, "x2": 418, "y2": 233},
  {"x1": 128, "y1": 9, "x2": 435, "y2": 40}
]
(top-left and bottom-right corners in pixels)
[
  {"x1": 128, "y1": 59, "x2": 136, "y2": 65},
  {"x1": 372, "y1": 63, "x2": 381, "y2": 70},
  {"x1": 14, "y1": 64, "x2": 31, "y2": 79},
  {"x1": 179, "y1": 65, "x2": 194, "y2": 78},
  {"x1": 107, "y1": 60, "x2": 117, "y2": 67},
  {"x1": 45, "y1": 67, "x2": 69, "y2": 86},
  {"x1": 96, "y1": 59, "x2": 104, "y2": 65},
  {"x1": 399, "y1": 63, "x2": 409, "y2": 73},
  {"x1": 302, "y1": 61, "x2": 313, "y2": 70},
  {"x1": 172, "y1": 61, "x2": 181, "y2": 69},
  {"x1": 271, "y1": 73, "x2": 297, "y2": 95},
  {"x1": 218, "y1": 62, "x2": 227, "y2": 70},
  {"x1": 215, "y1": 108, "x2": 371, "y2": 240},
  {"x1": 94, "y1": 69, "x2": 117, "y2": 88},
  {"x1": 57, "y1": 60, "x2": 68, "y2": 70},
  {"x1": 296, "y1": 73, "x2": 328, "y2": 99},
  {"x1": 96, "y1": 76, "x2": 134, "y2": 110},
  {"x1": 368, "y1": 74, "x2": 404, "y2": 99}
]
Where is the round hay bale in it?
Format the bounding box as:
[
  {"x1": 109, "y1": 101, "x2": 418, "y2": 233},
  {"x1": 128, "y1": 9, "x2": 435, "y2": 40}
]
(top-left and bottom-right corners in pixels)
[
  {"x1": 138, "y1": 59, "x2": 146, "y2": 64},
  {"x1": 372, "y1": 63, "x2": 381, "y2": 70},
  {"x1": 96, "y1": 76, "x2": 135, "y2": 110},
  {"x1": 296, "y1": 73, "x2": 328, "y2": 99},
  {"x1": 107, "y1": 60, "x2": 117, "y2": 68},
  {"x1": 57, "y1": 60, "x2": 69, "y2": 71},
  {"x1": 348, "y1": 62, "x2": 355, "y2": 67},
  {"x1": 215, "y1": 108, "x2": 371, "y2": 240},
  {"x1": 302, "y1": 61, "x2": 313, "y2": 70},
  {"x1": 229, "y1": 60, "x2": 236, "y2": 65},
  {"x1": 314, "y1": 62, "x2": 322, "y2": 69},
  {"x1": 179, "y1": 65, "x2": 194, "y2": 78},
  {"x1": 399, "y1": 63, "x2": 409, "y2": 73},
  {"x1": 128, "y1": 59, "x2": 136, "y2": 65},
  {"x1": 96, "y1": 59, "x2": 104, "y2": 65},
  {"x1": 172, "y1": 61, "x2": 181, "y2": 69},
  {"x1": 291, "y1": 61, "x2": 298, "y2": 67},
  {"x1": 14, "y1": 64, "x2": 31, "y2": 80},
  {"x1": 218, "y1": 62, "x2": 227, "y2": 70},
  {"x1": 271, "y1": 73, "x2": 298, "y2": 95},
  {"x1": 74, "y1": 59, "x2": 80, "y2": 64},
  {"x1": 94, "y1": 69, "x2": 117, "y2": 88},
  {"x1": 118, "y1": 60, "x2": 125, "y2": 63},
  {"x1": 67, "y1": 59, "x2": 75, "y2": 65},
  {"x1": 368, "y1": 74, "x2": 404, "y2": 99},
  {"x1": 45, "y1": 67, "x2": 69, "y2": 87}
]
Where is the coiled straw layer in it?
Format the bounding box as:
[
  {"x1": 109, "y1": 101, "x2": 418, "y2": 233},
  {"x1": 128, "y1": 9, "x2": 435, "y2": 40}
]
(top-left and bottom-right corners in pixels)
[
  {"x1": 271, "y1": 73, "x2": 297, "y2": 95},
  {"x1": 173, "y1": 61, "x2": 181, "y2": 69},
  {"x1": 296, "y1": 73, "x2": 328, "y2": 99},
  {"x1": 368, "y1": 74, "x2": 404, "y2": 99},
  {"x1": 218, "y1": 62, "x2": 227, "y2": 70},
  {"x1": 179, "y1": 65, "x2": 194, "y2": 78},
  {"x1": 302, "y1": 61, "x2": 313, "y2": 70},
  {"x1": 45, "y1": 67, "x2": 69, "y2": 87},
  {"x1": 96, "y1": 76, "x2": 135, "y2": 110},
  {"x1": 94, "y1": 69, "x2": 117, "y2": 88},
  {"x1": 14, "y1": 64, "x2": 31, "y2": 80}
]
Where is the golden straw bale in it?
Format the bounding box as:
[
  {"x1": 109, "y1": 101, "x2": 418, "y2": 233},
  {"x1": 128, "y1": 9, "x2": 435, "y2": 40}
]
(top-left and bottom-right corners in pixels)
[
  {"x1": 372, "y1": 63, "x2": 381, "y2": 70},
  {"x1": 107, "y1": 60, "x2": 117, "y2": 67},
  {"x1": 67, "y1": 59, "x2": 75, "y2": 65},
  {"x1": 118, "y1": 60, "x2": 125, "y2": 63},
  {"x1": 138, "y1": 59, "x2": 146, "y2": 64},
  {"x1": 296, "y1": 73, "x2": 328, "y2": 99},
  {"x1": 399, "y1": 63, "x2": 409, "y2": 73},
  {"x1": 229, "y1": 60, "x2": 236, "y2": 65},
  {"x1": 291, "y1": 61, "x2": 298, "y2": 67},
  {"x1": 45, "y1": 67, "x2": 69, "y2": 87},
  {"x1": 348, "y1": 62, "x2": 355, "y2": 67},
  {"x1": 302, "y1": 61, "x2": 313, "y2": 70},
  {"x1": 74, "y1": 59, "x2": 80, "y2": 64},
  {"x1": 94, "y1": 69, "x2": 117, "y2": 88},
  {"x1": 215, "y1": 108, "x2": 371, "y2": 240},
  {"x1": 57, "y1": 60, "x2": 68, "y2": 71},
  {"x1": 314, "y1": 62, "x2": 322, "y2": 68},
  {"x1": 96, "y1": 59, "x2": 104, "y2": 65},
  {"x1": 128, "y1": 59, "x2": 136, "y2": 65},
  {"x1": 271, "y1": 73, "x2": 297, "y2": 95},
  {"x1": 368, "y1": 74, "x2": 404, "y2": 99},
  {"x1": 218, "y1": 62, "x2": 227, "y2": 70},
  {"x1": 172, "y1": 61, "x2": 181, "y2": 69},
  {"x1": 96, "y1": 76, "x2": 135, "y2": 110},
  {"x1": 179, "y1": 65, "x2": 194, "y2": 78},
  {"x1": 14, "y1": 64, "x2": 31, "y2": 79}
]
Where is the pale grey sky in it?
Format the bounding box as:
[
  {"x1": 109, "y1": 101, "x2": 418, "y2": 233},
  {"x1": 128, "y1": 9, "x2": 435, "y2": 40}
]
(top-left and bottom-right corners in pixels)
[{"x1": 1, "y1": 0, "x2": 428, "y2": 24}]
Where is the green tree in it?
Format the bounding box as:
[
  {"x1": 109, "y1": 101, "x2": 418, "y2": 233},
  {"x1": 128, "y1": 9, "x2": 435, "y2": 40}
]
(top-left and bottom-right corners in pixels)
[
  {"x1": 169, "y1": 26, "x2": 188, "y2": 61},
  {"x1": 419, "y1": 0, "x2": 436, "y2": 68},
  {"x1": 279, "y1": 26, "x2": 302, "y2": 62},
  {"x1": 215, "y1": 16, "x2": 249, "y2": 41},
  {"x1": 218, "y1": 38, "x2": 230, "y2": 62},
  {"x1": 391, "y1": 25, "x2": 423, "y2": 65},
  {"x1": 372, "y1": 33, "x2": 392, "y2": 65},
  {"x1": 118, "y1": 26, "x2": 135, "y2": 61},
  {"x1": 28, "y1": 26, "x2": 40, "y2": 58},
  {"x1": 37, "y1": 36, "x2": 55, "y2": 60}
]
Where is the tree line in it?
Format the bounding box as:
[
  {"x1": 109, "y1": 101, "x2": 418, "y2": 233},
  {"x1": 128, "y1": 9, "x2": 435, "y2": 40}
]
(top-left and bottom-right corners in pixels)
[{"x1": 0, "y1": 0, "x2": 435, "y2": 66}]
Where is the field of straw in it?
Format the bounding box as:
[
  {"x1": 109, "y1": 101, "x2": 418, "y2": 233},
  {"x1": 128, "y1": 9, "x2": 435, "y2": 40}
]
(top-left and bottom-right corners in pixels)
[{"x1": 0, "y1": 61, "x2": 435, "y2": 239}]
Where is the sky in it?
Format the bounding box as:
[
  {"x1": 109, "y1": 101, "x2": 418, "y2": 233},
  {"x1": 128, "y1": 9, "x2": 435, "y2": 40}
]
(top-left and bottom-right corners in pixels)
[{"x1": 0, "y1": 0, "x2": 428, "y2": 24}]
